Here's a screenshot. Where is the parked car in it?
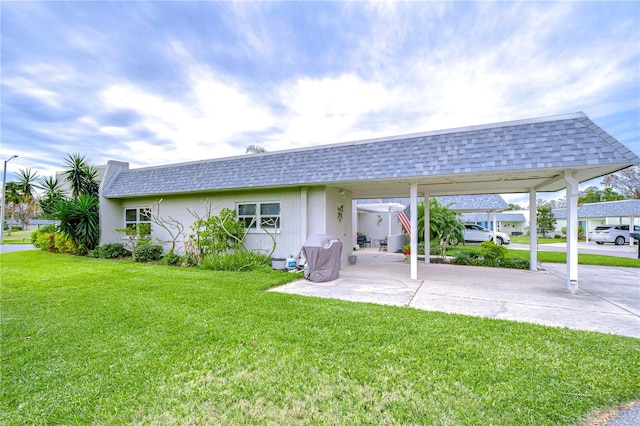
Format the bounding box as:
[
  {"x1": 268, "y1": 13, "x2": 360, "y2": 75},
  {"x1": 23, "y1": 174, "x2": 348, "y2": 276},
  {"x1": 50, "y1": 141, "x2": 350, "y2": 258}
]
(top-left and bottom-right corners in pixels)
[
  {"x1": 589, "y1": 225, "x2": 640, "y2": 245},
  {"x1": 462, "y1": 224, "x2": 511, "y2": 245}
]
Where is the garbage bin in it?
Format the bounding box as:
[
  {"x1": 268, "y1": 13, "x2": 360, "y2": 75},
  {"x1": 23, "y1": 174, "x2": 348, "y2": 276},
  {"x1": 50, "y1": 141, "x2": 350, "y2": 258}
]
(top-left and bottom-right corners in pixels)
[{"x1": 301, "y1": 234, "x2": 343, "y2": 282}]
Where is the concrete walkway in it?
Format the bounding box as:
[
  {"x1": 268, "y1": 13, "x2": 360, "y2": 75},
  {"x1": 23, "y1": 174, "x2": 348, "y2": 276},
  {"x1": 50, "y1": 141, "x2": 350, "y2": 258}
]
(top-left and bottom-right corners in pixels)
[
  {"x1": 0, "y1": 244, "x2": 36, "y2": 254},
  {"x1": 272, "y1": 250, "x2": 640, "y2": 338}
]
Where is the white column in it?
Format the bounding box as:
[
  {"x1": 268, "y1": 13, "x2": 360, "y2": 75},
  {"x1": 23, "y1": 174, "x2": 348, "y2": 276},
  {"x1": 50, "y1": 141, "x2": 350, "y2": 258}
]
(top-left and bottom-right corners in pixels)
[
  {"x1": 529, "y1": 188, "x2": 537, "y2": 271},
  {"x1": 424, "y1": 194, "x2": 430, "y2": 265},
  {"x1": 492, "y1": 211, "x2": 497, "y2": 241},
  {"x1": 565, "y1": 171, "x2": 579, "y2": 293},
  {"x1": 410, "y1": 183, "x2": 418, "y2": 280},
  {"x1": 300, "y1": 187, "x2": 308, "y2": 246},
  {"x1": 352, "y1": 199, "x2": 358, "y2": 250}
]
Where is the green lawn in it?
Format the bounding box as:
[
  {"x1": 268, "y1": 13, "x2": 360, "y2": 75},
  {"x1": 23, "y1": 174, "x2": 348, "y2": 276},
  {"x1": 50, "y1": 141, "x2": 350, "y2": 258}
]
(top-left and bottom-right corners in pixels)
[
  {"x1": 2, "y1": 251, "x2": 639, "y2": 425},
  {"x1": 1, "y1": 229, "x2": 33, "y2": 244},
  {"x1": 447, "y1": 246, "x2": 640, "y2": 268},
  {"x1": 511, "y1": 236, "x2": 567, "y2": 244}
]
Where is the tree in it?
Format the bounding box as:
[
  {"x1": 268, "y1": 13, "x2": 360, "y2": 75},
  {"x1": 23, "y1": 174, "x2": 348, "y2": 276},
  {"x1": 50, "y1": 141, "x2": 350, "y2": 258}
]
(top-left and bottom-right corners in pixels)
[
  {"x1": 245, "y1": 145, "x2": 267, "y2": 154},
  {"x1": 38, "y1": 176, "x2": 66, "y2": 217},
  {"x1": 506, "y1": 203, "x2": 523, "y2": 211},
  {"x1": 603, "y1": 165, "x2": 640, "y2": 199},
  {"x1": 428, "y1": 199, "x2": 465, "y2": 258},
  {"x1": 15, "y1": 168, "x2": 39, "y2": 227},
  {"x1": 536, "y1": 204, "x2": 557, "y2": 237},
  {"x1": 578, "y1": 187, "x2": 625, "y2": 204},
  {"x1": 49, "y1": 153, "x2": 101, "y2": 252},
  {"x1": 64, "y1": 153, "x2": 99, "y2": 197},
  {"x1": 3, "y1": 182, "x2": 22, "y2": 235}
]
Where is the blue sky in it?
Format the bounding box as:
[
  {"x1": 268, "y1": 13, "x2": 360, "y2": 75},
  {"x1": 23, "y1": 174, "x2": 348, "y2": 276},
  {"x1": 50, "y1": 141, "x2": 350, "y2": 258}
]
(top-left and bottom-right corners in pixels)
[{"x1": 1, "y1": 1, "x2": 639, "y2": 205}]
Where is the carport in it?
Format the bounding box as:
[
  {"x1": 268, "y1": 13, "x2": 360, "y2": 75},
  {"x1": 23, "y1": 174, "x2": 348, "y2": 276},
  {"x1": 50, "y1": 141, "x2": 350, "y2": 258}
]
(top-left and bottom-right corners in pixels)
[{"x1": 329, "y1": 112, "x2": 639, "y2": 293}]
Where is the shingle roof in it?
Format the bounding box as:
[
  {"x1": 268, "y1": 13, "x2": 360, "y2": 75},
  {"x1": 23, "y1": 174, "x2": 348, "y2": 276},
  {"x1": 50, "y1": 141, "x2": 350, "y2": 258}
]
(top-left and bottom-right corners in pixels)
[
  {"x1": 102, "y1": 112, "x2": 639, "y2": 198},
  {"x1": 435, "y1": 194, "x2": 508, "y2": 211},
  {"x1": 358, "y1": 194, "x2": 508, "y2": 211},
  {"x1": 462, "y1": 213, "x2": 527, "y2": 222},
  {"x1": 554, "y1": 199, "x2": 640, "y2": 219}
]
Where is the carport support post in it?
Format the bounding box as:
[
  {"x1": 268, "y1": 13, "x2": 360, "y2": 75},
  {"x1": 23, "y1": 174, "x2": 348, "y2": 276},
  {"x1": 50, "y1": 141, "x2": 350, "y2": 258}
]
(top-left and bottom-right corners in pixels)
[
  {"x1": 423, "y1": 194, "x2": 430, "y2": 265},
  {"x1": 565, "y1": 171, "x2": 579, "y2": 293},
  {"x1": 410, "y1": 183, "x2": 418, "y2": 280},
  {"x1": 529, "y1": 188, "x2": 537, "y2": 271}
]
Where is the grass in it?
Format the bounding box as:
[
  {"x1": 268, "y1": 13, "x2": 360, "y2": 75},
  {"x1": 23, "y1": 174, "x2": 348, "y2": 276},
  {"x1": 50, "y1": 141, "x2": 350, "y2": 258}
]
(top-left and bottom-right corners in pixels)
[
  {"x1": 2, "y1": 251, "x2": 639, "y2": 425},
  {"x1": 447, "y1": 245, "x2": 640, "y2": 268},
  {"x1": 1, "y1": 229, "x2": 33, "y2": 244},
  {"x1": 511, "y1": 236, "x2": 567, "y2": 244}
]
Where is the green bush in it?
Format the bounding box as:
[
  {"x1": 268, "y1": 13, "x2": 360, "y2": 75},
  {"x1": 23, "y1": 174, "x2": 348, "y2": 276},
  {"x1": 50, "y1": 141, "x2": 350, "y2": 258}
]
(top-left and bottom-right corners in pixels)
[
  {"x1": 161, "y1": 251, "x2": 183, "y2": 266},
  {"x1": 90, "y1": 243, "x2": 130, "y2": 259},
  {"x1": 452, "y1": 252, "x2": 481, "y2": 266},
  {"x1": 31, "y1": 225, "x2": 56, "y2": 245},
  {"x1": 35, "y1": 232, "x2": 57, "y2": 252},
  {"x1": 133, "y1": 240, "x2": 164, "y2": 263},
  {"x1": 54, "y1": 233, "x2": 82, "y2": 254},
  {"x1": 503, "y1": 258, "x2": 531, "y2": 270},
  {"x1": 429, "y1": 241, "x2": 443, "y2": 255},
  {"x1": 200, "y1": 251, "x2": 271, "y2": 272},
  {"x1": 480, "y1": 241, "x2": 507, "y2": 262}
]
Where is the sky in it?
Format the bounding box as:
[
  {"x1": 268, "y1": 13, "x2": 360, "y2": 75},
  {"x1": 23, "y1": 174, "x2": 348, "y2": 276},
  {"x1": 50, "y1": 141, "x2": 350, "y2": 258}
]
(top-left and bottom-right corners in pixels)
[{"x1": 1, "y1": 1, "x2": 639, "y2": 206}]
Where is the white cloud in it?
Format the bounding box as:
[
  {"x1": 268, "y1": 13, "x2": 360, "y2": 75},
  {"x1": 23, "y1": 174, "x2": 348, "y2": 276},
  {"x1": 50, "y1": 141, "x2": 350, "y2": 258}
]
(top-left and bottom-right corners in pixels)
[
  {"x1": 98, "y1": 65, "x2": 275, "y2": 166},
  {"x1": 275, "y1": 74, "x2": 401, "y2": 146}
]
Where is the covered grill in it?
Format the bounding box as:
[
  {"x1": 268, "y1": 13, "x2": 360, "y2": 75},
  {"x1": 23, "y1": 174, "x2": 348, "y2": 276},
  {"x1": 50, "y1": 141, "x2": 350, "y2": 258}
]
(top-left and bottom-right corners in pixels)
[{"x1": 301, "y1": 234, "x2": 343, "y2": 282}]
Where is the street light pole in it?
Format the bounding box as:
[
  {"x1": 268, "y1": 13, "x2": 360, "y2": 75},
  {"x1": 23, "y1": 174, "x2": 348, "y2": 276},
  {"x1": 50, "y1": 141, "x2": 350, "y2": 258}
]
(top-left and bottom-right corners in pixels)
[{"x1": 1, "y1": 155, "x2": 18, "y2": 244}]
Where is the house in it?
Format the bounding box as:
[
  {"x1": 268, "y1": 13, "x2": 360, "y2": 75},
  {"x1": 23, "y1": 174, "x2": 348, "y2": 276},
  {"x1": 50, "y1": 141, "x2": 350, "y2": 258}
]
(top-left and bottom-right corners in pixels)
[
  {"x1": 553, "y1": 199, "x2": 640, "y2": 241},
  {"x1": 98, "y1": 112, "x2": 639, "y2": 290}
]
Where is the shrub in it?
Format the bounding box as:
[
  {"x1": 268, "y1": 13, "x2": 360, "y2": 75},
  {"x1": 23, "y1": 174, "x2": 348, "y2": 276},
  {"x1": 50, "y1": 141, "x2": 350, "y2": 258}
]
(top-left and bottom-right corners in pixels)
[
  {"x1": 503, "y1": 258, "x2": 531, "y2": 270},
  {"x1": 453, "y1": 252, "x2": 481, "y2": 266},
  {"x1": 90, "y1": 243, "x2": 130, "y2": 259},
  {"x1": 133, "y1": 240, "x2": 163, "y2": 263},
  {"x1": 480, "y1": 241, "x2": 507, "y2": 262},
  {"x1": 200, "y1": 251, "x2": 271, "y2": 272},
  {"x1": 35, "y1": 232, "x2": 57, "y2": 252},
  {"x1": 54, "y1": 233, "x2": 82, "y2": 254},
  {"x1": 429, "y1": 241, "x2": 442, "y2": 255},
  {"x1": 31, "y1": 225, "x2": 56, "y2": 245},
  {"x1": 161, "y1": 251, "x2": 183, "y2": 266}
]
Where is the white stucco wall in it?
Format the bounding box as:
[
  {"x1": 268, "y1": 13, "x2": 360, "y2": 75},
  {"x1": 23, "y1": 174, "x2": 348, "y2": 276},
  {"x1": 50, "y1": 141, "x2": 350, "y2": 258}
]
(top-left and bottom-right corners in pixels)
[
  {"x1": 100, "y1": 185, "x2": 354, "y2": 262},
  {"x1": 357, "y1": 211, "x2": 402, "y2": 248}
]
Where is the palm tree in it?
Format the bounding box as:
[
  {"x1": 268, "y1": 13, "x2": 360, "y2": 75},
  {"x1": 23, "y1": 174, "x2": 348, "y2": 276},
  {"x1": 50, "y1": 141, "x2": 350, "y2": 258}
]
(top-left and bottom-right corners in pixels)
[
  {"x1": 16, "y1": 168, "x2": 39, "y2": 227},
  {"x1": 63, "y1": 153, "x2": 92, "y2": 198},
  {"x1": 3, "y1": 182, "x2": 23, "y2": 235},
  {"x1": 37, "y1": 176, "x2": 66, "y2": 217},
  {"x1": 80, "y1": 165, "x2": 100, "y2": 196}
]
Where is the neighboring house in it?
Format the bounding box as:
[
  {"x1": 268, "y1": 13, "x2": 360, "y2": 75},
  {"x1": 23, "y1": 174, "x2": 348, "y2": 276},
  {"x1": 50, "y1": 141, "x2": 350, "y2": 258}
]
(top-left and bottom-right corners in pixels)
[
  {"x1": 553, "y1": 199, "x2": 640, "y2": 241},
  {"x1": 461, "y1": 212, "x2": 527, "y2": 235},
  {"x1": 97, "y1": 112, "x2": 638, "y2": 279}
]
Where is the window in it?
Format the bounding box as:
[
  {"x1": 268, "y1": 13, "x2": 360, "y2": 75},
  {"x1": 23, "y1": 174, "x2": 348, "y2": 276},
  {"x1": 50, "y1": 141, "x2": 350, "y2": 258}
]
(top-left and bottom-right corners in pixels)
[
  {"x1": 124, "y1": 207, "x2": 151, "y2": 230},
  {"x1": 237, "y1": 202, "x2": 280, "y2": 231}
]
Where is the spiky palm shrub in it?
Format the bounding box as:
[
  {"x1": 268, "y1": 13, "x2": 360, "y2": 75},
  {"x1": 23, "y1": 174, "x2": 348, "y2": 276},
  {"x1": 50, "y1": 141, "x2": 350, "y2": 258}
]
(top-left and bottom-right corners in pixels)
[
  {"x1": 37, "y1": 176, "x2": 66, "y2": 218},
  {"x1": 51, "y1": 194, "x2": 100, "y2": 253}
]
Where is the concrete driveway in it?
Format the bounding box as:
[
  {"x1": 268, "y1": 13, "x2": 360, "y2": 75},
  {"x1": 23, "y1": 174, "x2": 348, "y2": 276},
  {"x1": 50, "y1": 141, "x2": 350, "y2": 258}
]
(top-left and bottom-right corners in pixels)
[{"x1": 271, "y1": 250, "x2": 640, "y2": 338}]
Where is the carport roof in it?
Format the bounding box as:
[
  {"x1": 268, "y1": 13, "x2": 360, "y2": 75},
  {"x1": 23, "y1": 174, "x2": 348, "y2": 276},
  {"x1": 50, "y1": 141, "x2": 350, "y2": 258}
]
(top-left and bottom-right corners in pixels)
[{"x1": 102, "y1": 112, "x2": 639, "y2": 199}]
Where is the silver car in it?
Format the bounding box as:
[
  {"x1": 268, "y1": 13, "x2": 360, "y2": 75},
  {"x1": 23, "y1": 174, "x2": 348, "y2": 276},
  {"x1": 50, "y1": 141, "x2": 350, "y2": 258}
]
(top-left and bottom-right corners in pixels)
[
  {"x1": 463, "y1": 224, "x2": 511, "y2": 245},
  {"x1": 589, "y1": 225, "x2": 640, "y2": 245}
]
